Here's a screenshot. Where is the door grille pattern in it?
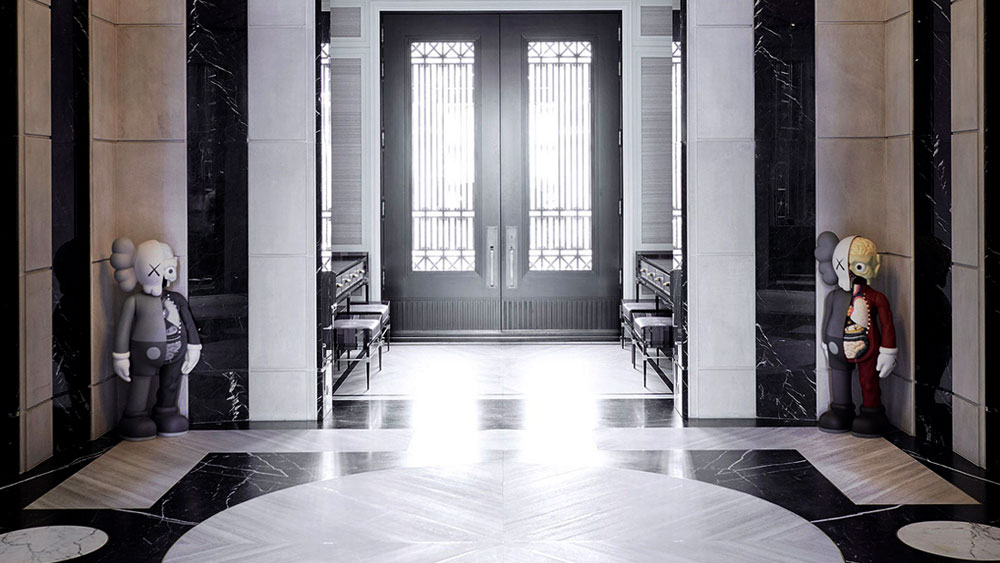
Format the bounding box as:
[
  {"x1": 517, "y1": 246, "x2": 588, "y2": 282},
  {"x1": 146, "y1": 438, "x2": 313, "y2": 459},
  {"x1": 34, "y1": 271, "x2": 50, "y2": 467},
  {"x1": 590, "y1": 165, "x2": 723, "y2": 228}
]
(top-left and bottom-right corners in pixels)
[
  {"x1": 527, "y1": 41, "x2": 593, "y2": 272},
  {"x1": 410, "y1": 41, "x2": 477, "y2": 272}
]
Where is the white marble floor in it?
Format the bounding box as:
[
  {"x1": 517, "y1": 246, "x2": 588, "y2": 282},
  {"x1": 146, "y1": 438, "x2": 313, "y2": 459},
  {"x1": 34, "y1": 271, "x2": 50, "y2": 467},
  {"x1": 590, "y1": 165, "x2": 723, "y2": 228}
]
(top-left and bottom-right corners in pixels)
[
  {"x1": 164, "y1": 461, "x2": 843, "y2": 563},
  {"x1": 332, "y1": 343, "x2": 673, "y2": 398},
  {"x1": 0, "y1": 526, "x2": 108, "y2": 563}
]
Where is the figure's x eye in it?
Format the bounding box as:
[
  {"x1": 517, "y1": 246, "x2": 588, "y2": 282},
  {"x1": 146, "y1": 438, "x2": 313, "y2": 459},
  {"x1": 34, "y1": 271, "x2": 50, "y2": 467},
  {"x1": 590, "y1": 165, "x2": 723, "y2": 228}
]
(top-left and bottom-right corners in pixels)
[{"x1": 149, "y1": 263, "x2": 161, "y2": 277}]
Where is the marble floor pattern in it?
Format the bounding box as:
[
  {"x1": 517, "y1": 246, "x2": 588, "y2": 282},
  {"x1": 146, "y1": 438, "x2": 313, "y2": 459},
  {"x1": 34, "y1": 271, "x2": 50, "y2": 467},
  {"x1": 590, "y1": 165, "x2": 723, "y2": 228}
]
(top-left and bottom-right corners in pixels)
[
  {"x1": 331, "y1": 343, "x2": 673, "y2": 398},
  {"x1": 2, "y1": 343, "x2": 999, "y2": 562}
]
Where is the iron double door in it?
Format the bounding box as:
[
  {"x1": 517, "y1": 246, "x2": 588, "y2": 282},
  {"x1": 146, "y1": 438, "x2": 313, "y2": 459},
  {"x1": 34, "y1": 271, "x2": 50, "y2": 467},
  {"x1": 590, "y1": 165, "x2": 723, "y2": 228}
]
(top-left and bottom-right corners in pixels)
[{"x1": 382, "y1": 12, "x2": 621, "y2": 339}]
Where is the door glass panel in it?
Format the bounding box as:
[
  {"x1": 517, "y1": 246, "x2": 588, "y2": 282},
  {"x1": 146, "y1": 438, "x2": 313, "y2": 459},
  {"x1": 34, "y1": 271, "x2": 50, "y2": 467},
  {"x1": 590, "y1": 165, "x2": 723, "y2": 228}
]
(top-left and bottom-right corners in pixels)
[
  {"x1": 527, "y1": 41, "x2": 593, "y2": 271},
  {"x1": 410, "y1": 41, "x2": 477, "y2": 272}
]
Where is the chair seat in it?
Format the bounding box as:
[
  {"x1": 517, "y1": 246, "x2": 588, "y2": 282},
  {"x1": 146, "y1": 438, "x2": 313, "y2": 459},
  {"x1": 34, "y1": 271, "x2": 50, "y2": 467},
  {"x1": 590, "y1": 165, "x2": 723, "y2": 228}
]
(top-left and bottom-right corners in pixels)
[
  {"x1": 345, "y1": 303, "x2": 389, "y2": 316},
  {"x1": 633, "y1": 315, "x2": 674, "y2": 330},
  {"x1": 333, "y1": 318, "x2": 380, "y2": 332},
  {"x1": 620, "y1": 299, "x2": 663, "y2": 316}
]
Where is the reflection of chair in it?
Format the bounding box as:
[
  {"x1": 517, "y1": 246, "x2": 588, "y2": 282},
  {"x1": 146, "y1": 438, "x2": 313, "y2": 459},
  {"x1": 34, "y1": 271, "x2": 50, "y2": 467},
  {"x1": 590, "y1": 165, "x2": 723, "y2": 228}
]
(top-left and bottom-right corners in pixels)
[
  {"x1": 619, "y1": 299, "x2": 666, "y2": 348},
  {"x1": 632, "y1": 315, "x2": 673, "y2": 388}
]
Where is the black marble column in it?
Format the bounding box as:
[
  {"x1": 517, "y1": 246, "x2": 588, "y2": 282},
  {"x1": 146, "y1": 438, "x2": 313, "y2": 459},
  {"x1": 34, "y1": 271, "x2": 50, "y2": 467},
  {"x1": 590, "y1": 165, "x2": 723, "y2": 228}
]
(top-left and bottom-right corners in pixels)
[
  {"x1": 2, "y1": 0, "x2": 20, "y2": 478},
  {"x1": 985, "y1": 1, "x2": 997, "y2": 470},
  {"x1": 673, "y1": 3, "x2": 689, "y2": 418},
  {"x1": 753, "y1": 0, "x2": 816, "y2": 420},
  {"x1": 186, "y1": 0, "x2": 249, "y2": 423},
  {"x1": 50, "y1": 0, "x2": 91, "y2": 454},
  {"x1": 316, "y1": 5, "x2": 328, "y2": 419},
  {"x1": 913, "y1": 0, "x2": 953, "y2": 448}
]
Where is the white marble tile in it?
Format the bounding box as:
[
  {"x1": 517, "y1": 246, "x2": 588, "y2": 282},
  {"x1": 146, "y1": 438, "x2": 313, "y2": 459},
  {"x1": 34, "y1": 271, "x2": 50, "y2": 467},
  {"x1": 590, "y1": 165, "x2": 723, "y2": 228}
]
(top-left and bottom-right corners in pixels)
[
  {"x1": 248, "y1": 142, "x2": 309, "y2": 255},
  {"x1": 816, "y1": 0, "x2": 886, "y2": 22},
  {"x1": 90, "y1": 261, "x2": 116, "y2": 386},
  {"x1": 90, "y1": 17, "x2": 117, "y2": 140},
  {"x1": 953, "y1": 394, "x2": 981, "y2": 466},
  {"x1": 117, "y1": 0, "x2": 183, "y2": 24},
  {"x1": 693, "y1": 141, "x2": 755, "y2": 254},
  {"x1": 885, "y1": 0, "x2": 909, "y2": 20},
  {"x1": 898, "y1": 521, "x2": 1000, "y2": 561},
  {"x1": 248, "y1": 0, "x2": 310, "y2": 26},
  {"x1": 875, "y1": 254, "x2": 913, "y2": 381},
  {"x1": 882, "y1": 372, "x2": 914, "y2": 436},
  {"x1": 23, "y1": 399, "x2": 53, "y2": 471},
  {"x1": 883, "y1": 135, "x2": 913, "y2": 256},
  {"x1": 0, "y1": 526, "x2": 108, "y2": 562},
  {"x1": 23, "y1": 0, "x2": 51, "y2": 137},
  {"x1": 693, "y1": 0, "x2": 752, "y2": 26},
  {"x1": 694, "y1": 369, "x2": 756, "y2": 418},
  {"x1": 164, "y1": 462, "x2": 842, "y2": 563},
  {"x1": 23, "y1": 136, "x2": 52, "y2": 272},
  {"x1": 248, "y1": 256, "x2": 313, "y2": 370},
  {"x1": 90, "y1": 375, "x2": 121, "y2": 440},
  {"x1": 117, "y1": 25, "x2": 186, "y2": 140},
  {"x1": 952, "y1": 131, "x2": 981, "y2": 266},
  {"x1": 248, "y1": 370, "x2": 316, "y2": 421},
  {"x1": 816, "y1": 137, "x2": 886, "y2": 239},
  {"x1": 885, "y1": 14, "x2": 911, "y2": 137},
  {"x1": 816, "y1": 23, "x2": 885, "y2": 138},
  {"x1": 951, "y1": 0, "x2": 979, "y2": 133},
  {"x1": 248, "y1": 26, "x2": 313, "y2": 141},
  {"x1": 114, "y1": 142, "x2": 187, "y2": 249},
  {"x1": 952, "y1": 265, "x2": 981, "y2": 404},
  {"x1": 24, "y1": 270, "x2": 52, "y2": 409},
  {"x1": 91, "y1": 0, "x2": 118, "y2": 22},
  {"x1": 90, "y1": 141, "x2": 116, "y2": 261},
  {"x1": 693, "y1": 26, "x2": 753, "y2": 140},
  {"x1": 693, "y1": 254, "x2": 755, "y2": 370}
]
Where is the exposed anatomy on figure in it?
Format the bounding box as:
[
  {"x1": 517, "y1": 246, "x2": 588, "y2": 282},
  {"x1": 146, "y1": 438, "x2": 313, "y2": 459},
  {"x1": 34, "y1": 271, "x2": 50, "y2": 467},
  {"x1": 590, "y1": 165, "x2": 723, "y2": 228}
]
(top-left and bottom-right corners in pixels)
[
  {"x1": 110, "y1": 237, "x2": 202, "y2": 441},
  {"x1": 815, "y1": 232, "x2": 898, "y2": 438}
]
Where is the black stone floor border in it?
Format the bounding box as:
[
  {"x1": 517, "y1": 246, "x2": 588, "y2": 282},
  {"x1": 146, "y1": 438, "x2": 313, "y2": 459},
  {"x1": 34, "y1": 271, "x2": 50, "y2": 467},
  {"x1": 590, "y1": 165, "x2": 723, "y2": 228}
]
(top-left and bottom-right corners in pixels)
[{"x1": 4, "y1": 448, "x2": 999, "y2": 562}]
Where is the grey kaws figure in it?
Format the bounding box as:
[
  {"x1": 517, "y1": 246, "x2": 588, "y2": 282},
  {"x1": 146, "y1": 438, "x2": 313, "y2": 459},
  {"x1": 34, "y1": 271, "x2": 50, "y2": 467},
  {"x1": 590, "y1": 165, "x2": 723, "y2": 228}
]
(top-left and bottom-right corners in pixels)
[{"x1": 111, "y1": 238, "x2": 201, "y2": 441}]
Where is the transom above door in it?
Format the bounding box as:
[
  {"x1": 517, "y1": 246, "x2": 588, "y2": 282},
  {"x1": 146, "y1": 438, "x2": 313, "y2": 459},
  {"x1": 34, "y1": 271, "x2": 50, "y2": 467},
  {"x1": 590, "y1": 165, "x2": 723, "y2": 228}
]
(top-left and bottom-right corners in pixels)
[{"x1": 382, "y1": 12, "x2": 622, "y2": 339}]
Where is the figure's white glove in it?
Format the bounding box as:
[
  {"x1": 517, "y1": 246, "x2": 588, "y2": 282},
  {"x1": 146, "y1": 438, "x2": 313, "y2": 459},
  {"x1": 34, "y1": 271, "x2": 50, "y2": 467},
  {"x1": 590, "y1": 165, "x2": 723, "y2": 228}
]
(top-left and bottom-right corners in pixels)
[
  {"x1": 876, "y1": 347, "x2": 897, "y2": 379},
  {"x1": 181, "y1": 344, "x2": 202, "y2": 375},
  {"x1": 113, "y1": 351, "x2": 131, "y2": 382}
]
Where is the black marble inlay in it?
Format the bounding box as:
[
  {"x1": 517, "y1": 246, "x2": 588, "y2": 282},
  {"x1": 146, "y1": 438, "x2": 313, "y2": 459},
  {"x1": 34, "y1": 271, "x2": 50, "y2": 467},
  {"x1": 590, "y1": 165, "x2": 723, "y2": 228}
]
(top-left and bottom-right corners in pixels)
[
  {"x1": 187, "y1": 0, "x2": 249, "y2": 423},
  {"x1": 753, "y1": 0, "x2": 816, "y2": 420},
  {"x1": 2, "y1": 0, "x2": 19, "y2": 478},
  {"x1": 50, "y1": 0, "x2": 91, "y2": 454},
  {"x1": 5, "y1": 446, "x2": 1000, "y2": 562},
  {"x1": 316, "y1": 6, "x2": 328, "y2": 419},
  {"x1": 913, "y1": 0, "x2": 953, "y2": 448},
  {"x1": 674, "y1": 1, "x2": 689, "y2": 419},
  {"x1": 985, "y1": 0, "x2": 998, "y2": 470}
]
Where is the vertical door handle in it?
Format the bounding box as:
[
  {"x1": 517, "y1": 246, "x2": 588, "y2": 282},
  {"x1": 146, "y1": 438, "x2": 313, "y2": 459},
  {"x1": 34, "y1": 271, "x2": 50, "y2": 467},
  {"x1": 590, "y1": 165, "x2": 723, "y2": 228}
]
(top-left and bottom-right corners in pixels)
[
  {"x1": 506, "y1": 226, "x2": 518, "y2": 289},
  {"x1": 486, "y1": 227, "x2": 498, "y2": 288}
]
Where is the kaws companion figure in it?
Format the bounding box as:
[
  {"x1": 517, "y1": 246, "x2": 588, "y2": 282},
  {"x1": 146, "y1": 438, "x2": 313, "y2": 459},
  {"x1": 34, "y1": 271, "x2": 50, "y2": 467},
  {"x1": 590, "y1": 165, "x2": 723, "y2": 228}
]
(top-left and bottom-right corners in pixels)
[
  {"x1": 110, "y1": 238, "x2": 201, "y2": 441},
  {"x1": 815, "y1": 232, "x2": 898, "y2": 437}
]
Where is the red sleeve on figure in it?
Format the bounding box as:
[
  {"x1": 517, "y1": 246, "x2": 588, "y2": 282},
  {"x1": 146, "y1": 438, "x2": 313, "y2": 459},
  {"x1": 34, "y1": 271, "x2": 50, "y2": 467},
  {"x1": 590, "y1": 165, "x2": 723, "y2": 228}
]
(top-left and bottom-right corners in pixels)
[{"x1": 874, "y1": 290, "x2": 897, "y2": 349}]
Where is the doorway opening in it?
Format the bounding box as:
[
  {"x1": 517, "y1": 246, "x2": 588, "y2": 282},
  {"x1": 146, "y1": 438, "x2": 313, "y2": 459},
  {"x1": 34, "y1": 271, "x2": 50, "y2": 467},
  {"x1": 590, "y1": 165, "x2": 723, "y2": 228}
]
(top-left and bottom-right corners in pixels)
[{"x1": 381, "y1": 12, "x2": 623, "y2": 341}]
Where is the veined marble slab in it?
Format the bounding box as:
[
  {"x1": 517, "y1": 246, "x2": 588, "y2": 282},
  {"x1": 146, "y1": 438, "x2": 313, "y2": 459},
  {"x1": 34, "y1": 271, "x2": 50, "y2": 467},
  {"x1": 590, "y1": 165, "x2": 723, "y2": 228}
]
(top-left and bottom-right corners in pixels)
[{"x1": 27, "y1": 426, "x2": 974, "y2": 510}]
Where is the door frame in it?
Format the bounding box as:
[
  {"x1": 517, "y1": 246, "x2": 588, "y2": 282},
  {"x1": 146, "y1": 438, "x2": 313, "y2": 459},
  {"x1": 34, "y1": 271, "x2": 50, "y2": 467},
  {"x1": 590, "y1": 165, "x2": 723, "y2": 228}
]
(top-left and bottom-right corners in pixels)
[{"x1": 367, "y1": 0, "x2": 636, "y2": 305}]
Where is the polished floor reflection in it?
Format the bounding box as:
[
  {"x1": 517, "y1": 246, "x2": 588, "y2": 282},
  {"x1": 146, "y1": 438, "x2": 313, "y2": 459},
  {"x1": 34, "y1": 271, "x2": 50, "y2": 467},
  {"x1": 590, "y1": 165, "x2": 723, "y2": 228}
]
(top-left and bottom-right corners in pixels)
[{"x1": 1, "y1": 344, "x2": 998, "y2": 562}]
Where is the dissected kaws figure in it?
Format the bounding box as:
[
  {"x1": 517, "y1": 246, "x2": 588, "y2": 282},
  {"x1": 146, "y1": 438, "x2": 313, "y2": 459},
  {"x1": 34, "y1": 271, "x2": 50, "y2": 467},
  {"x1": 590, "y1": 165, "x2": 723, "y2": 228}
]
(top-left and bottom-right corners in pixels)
[
  {"x1": 815, "y1": 232, "x2": 897, "y2": 437},
  {"x1": 111, "y1": 238, "x2": 201, "y2": 441}
]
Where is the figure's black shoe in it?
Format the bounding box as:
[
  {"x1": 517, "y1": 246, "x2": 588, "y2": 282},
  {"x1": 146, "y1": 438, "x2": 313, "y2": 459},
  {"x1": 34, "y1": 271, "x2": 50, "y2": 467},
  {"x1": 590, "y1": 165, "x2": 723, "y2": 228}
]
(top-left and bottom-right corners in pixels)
[
  {"x1": 153, "y1": 406, "x2": 190, "y2": 437},
  {"x1": 851, "y1": 405, "x2": 889, "y2": 438},
  {"x1": 119, "y1": 415, "x2": 157, "y2": 441},
  {"x1": 818, "y1": 402, "x2": 855, "y2": 433}
]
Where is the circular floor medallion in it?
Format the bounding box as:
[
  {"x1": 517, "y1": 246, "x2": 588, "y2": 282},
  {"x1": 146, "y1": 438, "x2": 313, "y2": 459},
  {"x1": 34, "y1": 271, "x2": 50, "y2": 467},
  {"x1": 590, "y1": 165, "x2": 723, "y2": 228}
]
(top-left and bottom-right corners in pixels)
[
  {"x1": 0, "y1": 526, "x2": 108, "y2": 562},
  {"x1": 898, "y1": 521, "x2": 1000, "y2": 561},
  {"x1": 165, "y1": 462, "x2": 842, "y2": 562}
]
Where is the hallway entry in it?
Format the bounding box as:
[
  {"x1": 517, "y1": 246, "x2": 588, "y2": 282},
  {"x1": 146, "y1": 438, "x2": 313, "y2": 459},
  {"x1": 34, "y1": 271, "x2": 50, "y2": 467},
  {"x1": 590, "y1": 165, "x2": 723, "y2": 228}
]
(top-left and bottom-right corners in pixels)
[{"x1": 382, "y1": 12, "x2": 623, "y2": 339}]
